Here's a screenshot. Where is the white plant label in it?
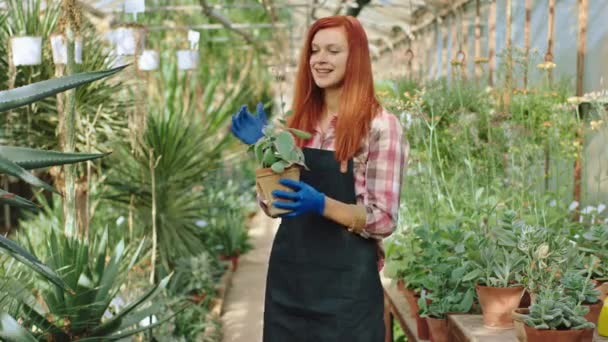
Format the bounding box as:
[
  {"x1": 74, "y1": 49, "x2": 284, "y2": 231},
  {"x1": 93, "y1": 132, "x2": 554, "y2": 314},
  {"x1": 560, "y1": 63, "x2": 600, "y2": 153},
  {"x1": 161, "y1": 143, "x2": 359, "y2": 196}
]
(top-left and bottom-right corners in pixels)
[
  {"x1": 124, "y1": 0, "x2": 145, "y2": 13},
  {"x1": 188, "y1": 30, "x2": 200, "y2": 50},
  {"x1": 11, "y1": 36, "x2": 42, "y2": 66}
]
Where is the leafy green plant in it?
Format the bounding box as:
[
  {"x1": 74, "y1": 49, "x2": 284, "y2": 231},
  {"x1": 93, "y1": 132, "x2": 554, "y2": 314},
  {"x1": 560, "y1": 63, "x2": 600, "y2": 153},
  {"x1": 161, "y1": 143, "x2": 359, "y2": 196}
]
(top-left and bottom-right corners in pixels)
[
  {"x1": 249, "y1": 120, "x2": 311, "y2": 173},
  {"x1": 418, "y1": 262, "x2": 476, "y2": 319},
  {"x1": 523, "y1": 288, "x2": 595, "y2": 330},
  {"x1": 560, "y1": 271, "x2": 601, "y2": 305},
  {"x1": 4, "y1": 228, "x2": 173, "y2": 341},
  {"x1": 579, "y1": 224, "x2": 608, "y2": 280},
  {"x1": 170, "y1": 251, "x2": 224, "y2": 296},
  {"x1": 210, "y1": 208, "x2": 252, "y2": 258}
]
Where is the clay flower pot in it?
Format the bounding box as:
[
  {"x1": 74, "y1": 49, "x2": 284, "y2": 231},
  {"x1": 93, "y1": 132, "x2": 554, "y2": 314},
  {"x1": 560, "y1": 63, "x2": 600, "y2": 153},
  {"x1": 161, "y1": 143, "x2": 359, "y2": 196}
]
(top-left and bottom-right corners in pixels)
[
  {"x1": 583, "y1": 300, "x2": 603, "y2": 326},
  {"x1": 395, "y1": 281, "x2": 429, "y2": 339},
  {"x1": 524, "y1": 325, "x2": 594, "y2": 342},
  {"x1": 426, "y1": 316, "x2": 448, "y2": 342},
  {"x1": 596, "y1": 281, "x2": 608, "y2": 302},
  {"x1": 256, "y1": 166, "x2": 300, "y2": 217},
  {"x1": 189, "y1": 291, "x2": 207, "y2": 304},
  {"x1": 476, "y1": 285, "x2": 525, "y2": 329},
  {"x1": 512, "y1": 308, "x2": 530, "y2": 342},
  {"x1": 219, "y1": 254, "x2": 240, "y2": 271}
]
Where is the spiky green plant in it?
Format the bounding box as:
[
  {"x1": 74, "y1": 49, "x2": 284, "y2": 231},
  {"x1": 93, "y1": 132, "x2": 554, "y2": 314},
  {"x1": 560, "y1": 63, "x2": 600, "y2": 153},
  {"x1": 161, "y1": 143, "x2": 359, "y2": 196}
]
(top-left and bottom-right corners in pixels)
[{"x1": 524, "y1": 287, "x2": 595, "y2": 330}]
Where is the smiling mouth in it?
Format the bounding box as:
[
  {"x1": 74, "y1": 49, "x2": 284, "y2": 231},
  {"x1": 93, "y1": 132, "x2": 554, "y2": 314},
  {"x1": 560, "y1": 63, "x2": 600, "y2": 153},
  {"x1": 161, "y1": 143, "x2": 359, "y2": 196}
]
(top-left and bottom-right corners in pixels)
[{"x1": 314, "y1": 68, "x2": 334, "y2": 76}]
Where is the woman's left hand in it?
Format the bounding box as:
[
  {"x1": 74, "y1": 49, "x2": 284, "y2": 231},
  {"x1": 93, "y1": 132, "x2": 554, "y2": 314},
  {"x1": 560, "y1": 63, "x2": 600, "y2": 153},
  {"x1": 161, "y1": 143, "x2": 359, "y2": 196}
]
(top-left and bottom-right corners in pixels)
[{"x1": 271, "y1": 179, "x2": 325, "y2": 217}]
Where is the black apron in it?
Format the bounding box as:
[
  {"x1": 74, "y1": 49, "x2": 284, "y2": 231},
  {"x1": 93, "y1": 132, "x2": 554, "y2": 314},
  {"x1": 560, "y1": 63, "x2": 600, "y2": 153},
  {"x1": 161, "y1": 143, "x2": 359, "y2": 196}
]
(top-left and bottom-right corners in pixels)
[{"x1": 263, "y1": 148, "x2": 385, "y2": 342}]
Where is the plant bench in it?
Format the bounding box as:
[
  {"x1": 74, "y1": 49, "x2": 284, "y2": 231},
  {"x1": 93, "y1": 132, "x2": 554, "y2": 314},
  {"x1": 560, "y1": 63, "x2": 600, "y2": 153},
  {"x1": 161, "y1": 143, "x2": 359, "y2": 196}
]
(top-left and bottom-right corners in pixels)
[{"x1": 382, "y1": 274, "x2": 429, "y2": 342}]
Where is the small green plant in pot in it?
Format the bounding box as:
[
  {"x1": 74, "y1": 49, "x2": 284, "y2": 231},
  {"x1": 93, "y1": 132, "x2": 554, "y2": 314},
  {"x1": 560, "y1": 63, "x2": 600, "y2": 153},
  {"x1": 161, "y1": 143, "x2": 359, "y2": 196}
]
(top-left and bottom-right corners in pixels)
[
  {"x1": 250, "y1": 118, "x2": 311, "y2": 217},
  {"x1": 523, "y1": 288, "x2": 595, "y2": 342},
  {"x1": 560, "y1": 270, "x2": 603, "y2": 326},
  {"x1": 465, "y1": 213, "x2": 526, "y2": 329}
]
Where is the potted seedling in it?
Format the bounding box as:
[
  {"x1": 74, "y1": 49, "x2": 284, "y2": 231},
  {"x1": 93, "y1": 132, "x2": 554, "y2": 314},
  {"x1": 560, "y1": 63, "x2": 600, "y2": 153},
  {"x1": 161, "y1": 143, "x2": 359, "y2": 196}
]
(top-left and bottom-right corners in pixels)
[
  {"x1": 523, "y1": 288, "x2": 595, "y2": 342},
  {"x1": 465, "y1": 215, "x2": 526, "y2": 329},
  {"x1": 579, "y1": 223, "x2": 608, "y2": 300},
  {"x1": 249, "y1": 118, "x2": 311, "y2": 217},
  {"x1": 561, "y1": 270, "x2": 603, "y2": 326},
  {"x1": 170, "y1": 251, "x2": 220, "y2": 305}
]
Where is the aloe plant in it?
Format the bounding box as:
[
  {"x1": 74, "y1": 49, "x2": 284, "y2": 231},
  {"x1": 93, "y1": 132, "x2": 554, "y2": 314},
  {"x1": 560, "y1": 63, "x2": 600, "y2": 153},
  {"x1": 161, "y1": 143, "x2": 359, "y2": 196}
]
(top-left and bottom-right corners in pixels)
[
  {"x1": 1, "y1": 228, "x2": 175, "y2": 341},
  {"x1": 579, "y1": 224, "x2": 608, "y2": 280},
  {"x1": 249, "y1": 120, "x2": 311, "y2": 173}
]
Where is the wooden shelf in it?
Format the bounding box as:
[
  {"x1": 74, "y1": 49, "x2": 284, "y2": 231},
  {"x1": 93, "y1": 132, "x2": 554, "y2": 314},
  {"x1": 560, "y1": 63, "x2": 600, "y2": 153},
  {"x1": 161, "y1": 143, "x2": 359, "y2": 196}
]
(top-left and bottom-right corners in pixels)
[{"x1": 381, "y1": 272, "x2": 608, "y2": 342}]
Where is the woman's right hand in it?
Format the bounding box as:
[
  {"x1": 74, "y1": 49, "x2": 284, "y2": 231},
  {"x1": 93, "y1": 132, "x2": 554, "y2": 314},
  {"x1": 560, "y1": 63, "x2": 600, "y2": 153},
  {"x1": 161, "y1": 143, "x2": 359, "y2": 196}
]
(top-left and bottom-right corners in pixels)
[{"x1": 230, "y1": 102, "x2": 267, "y2": 145}]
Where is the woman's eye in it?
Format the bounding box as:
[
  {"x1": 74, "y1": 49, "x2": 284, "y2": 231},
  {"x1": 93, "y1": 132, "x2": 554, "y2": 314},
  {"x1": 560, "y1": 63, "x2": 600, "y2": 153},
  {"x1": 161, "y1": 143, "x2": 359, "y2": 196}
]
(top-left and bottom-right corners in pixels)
[{"x1": 330, "y1": 50, "x2": 340, "y2": 54}]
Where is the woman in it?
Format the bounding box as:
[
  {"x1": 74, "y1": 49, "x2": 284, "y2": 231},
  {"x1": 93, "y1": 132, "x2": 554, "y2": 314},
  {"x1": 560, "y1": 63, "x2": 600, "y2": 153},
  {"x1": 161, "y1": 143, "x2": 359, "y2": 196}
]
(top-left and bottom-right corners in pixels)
[{"x1": 231, "y1": 15, "x2": 408, "y2": 342}]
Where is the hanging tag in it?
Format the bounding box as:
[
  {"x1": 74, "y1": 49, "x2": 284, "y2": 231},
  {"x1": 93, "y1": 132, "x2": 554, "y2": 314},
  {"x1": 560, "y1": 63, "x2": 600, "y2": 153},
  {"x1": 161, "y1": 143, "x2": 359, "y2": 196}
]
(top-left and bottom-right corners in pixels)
[
  {"x1": 188, "y1": 30, "x2": 200, "y2": 50},
  {"x1": 124, "y1": 0, "x2": 145, "y2": 14},
  {"x1": 50, "y1": 35, "x2": 67, "y2": 64}
]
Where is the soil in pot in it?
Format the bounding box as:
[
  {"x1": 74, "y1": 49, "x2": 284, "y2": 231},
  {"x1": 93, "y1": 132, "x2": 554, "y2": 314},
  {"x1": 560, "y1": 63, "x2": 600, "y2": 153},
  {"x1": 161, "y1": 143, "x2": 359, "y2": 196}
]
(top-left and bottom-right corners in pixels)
[
  {"x1": 256, "y1": 166, "x2": 300, "y2": 217},
  {"x1": 426, "y1": 316, "x2": 448, "y2": 342},
  {"x1": 524, "y1": 325, "x2": 594, "y2": 342},
  {"x1": 519, "y1": 290, "x2": 531, "y2": 308},
  {"x1": 583, "y1": 300, "x2": 603, "y2": 326},
  {"x1": 476, "y1": 285, "x2": 524, "y2": 329},
  {"x1": 219, "y1": 254, "x2": 239, "y2": 271},
  {"x1": 512, "y1": 308, "x2": 530, "y2": 342}
]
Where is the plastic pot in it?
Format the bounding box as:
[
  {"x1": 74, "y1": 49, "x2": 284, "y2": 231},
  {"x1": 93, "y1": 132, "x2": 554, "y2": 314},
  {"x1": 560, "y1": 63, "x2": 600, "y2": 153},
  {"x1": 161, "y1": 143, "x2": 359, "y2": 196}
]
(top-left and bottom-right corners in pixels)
[
  {"x1": 50, "y1": 34, "x2": 83, "y2": 65},
  {"x1": 177, "y1": 50, "x2": 199, "y2": 70},
  {"x1": 138, "y1": 50, "x2": 159, "y2": 71},
  {"x1": 11, "y1": 36, "x2": 42, "y2": 66}
]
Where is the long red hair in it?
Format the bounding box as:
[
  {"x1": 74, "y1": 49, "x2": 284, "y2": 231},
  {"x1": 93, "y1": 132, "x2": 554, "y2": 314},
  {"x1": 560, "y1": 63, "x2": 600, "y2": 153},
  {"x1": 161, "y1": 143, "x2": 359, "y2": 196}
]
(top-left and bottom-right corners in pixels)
[{"x1": 288, "y1": 16, "x2": 381, "y2": 163}]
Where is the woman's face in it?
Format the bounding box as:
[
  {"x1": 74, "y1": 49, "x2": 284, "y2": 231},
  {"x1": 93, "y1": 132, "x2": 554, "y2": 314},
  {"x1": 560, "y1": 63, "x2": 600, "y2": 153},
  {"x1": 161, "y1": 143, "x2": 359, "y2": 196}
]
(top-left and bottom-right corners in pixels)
[{"x1": 309, "y1": 27, "x2": 349, "y2": 90}]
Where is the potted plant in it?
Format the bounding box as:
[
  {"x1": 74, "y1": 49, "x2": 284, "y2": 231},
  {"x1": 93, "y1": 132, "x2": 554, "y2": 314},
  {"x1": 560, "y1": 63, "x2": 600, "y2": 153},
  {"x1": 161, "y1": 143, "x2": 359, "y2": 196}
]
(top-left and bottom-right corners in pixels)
[
  {"x1": 523, "y1": 288, "x2": 595, "y2": 342},
  {"x1": 561, "y1": 270, "x2": 603, "y2": 326},
  {"x1": 249, "y1": 118, "x2": 311, "y2": 217},
  {"x1": 178, "y1": 30, "x2": 200, "y2": 71},
  {"x1": 579, "y1": 223, "x2": 608, "y2": 300},
  {"x1": 418, "y1": 263, "x2": 476, "y2": 342},
  {"x1": 465, "y1": 215, "x2": 526, "y2": 329},
  {"x1": 212, "y1": 209, "x2": 252, "y2": 271},
  {"x1": 170, "y1": 251, "x2": 222, "y2": 304}
]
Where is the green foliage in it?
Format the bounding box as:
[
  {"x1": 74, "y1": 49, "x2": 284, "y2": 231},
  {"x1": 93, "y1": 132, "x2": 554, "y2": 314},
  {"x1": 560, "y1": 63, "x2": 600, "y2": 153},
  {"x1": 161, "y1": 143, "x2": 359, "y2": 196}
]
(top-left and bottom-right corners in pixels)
[
  {"x1": 169, "y1": 251, "x2": 224, "y2": 297},
  {"x1": 523, "y1": 288, "x2": 595, "y2": 330},
  {"x1": 3, "y1": 227, "x2": 172, "y2": 340},
  {"x1": 560, "y1": 271, "x2": 601, "y2": 305},
  {"x1": 249, "y1": 121, "x2": 311, "y2": 173},
  {"x1": 579, "y1": 224, "x2": 608, "y2": 280}
]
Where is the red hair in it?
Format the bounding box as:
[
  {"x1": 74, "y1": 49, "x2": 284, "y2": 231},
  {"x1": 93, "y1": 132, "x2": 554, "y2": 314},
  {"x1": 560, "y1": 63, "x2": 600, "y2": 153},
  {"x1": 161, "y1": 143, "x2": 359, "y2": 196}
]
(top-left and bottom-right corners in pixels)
[{"x1": 288, "y1": 15, "x2": 381, "y2": 163}]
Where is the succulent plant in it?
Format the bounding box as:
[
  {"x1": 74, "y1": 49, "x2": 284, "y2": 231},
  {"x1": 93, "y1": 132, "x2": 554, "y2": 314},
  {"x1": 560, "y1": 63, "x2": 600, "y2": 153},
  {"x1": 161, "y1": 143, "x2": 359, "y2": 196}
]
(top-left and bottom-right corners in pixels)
[
  {"x1": 523, "y1": 287, "x2": 595, "y2": 330},
  {"x1": 560, "y1": 271, "x2": 601, "y2": 304},
  {"x1": 248, "y1": 119, "x2": 312, "y2": 173}
]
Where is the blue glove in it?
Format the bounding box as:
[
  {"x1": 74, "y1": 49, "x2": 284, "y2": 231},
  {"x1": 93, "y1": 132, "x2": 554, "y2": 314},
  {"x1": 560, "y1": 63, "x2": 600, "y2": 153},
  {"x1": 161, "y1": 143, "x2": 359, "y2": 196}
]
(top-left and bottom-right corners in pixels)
[
  {"x1": 271, "y1": 179, "x2": 326, "y2": 217},
  {"x1": 230, "y1": 102, "x2": 268, "y2": 145}
]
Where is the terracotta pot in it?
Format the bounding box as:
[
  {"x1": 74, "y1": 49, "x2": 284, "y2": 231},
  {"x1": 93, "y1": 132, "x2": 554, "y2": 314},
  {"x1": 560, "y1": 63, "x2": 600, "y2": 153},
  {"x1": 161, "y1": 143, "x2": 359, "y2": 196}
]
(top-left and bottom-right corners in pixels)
[
  {"x1": 189, "y1": 291, "x2": 207, "y2": 304},
  {"x1": 256, "y1": 166, "x2": 301, "y2": 217},
  {"x1": 426, "y1": 317, "x2": 448, "y2": 342},
  {"x1": 219, "y1": 254, "x2": 239, "y2": 271},
  {"x1": 512, "y1": 308, "x2": 530, "y2": 342},
  {"x1": 476, "y1": 285, "x2": 525, "y2": 329},
  {"x1": 395, "y1": 283, "x2": 429, "y2": 340},
  {"x1": 519, "y1": 290, "x2": 531, "y2": 308},
  {"x1": 403, "y1": 288, "x2": 419, "y2": 319},
  {"x1": 524, "y1": 325, "x2": 594, "y2": 342},
  {"x1": 583, "y1": 300, "x2": 603, "y2": 326}
]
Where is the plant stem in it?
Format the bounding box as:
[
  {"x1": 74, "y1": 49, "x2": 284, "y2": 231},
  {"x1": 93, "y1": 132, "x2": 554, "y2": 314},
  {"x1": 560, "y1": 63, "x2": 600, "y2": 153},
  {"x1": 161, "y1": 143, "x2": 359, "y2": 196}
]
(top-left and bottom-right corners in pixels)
[{"x1": 63, "y1": 0, "x2": 78, "y2": 239}]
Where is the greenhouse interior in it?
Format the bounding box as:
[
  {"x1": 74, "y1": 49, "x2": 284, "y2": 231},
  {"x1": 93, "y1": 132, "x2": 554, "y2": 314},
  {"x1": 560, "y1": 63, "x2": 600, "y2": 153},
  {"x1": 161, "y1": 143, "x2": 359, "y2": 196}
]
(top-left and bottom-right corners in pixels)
[{"x1": 1, "y1": 0, "x2": 608, "y2": 341}]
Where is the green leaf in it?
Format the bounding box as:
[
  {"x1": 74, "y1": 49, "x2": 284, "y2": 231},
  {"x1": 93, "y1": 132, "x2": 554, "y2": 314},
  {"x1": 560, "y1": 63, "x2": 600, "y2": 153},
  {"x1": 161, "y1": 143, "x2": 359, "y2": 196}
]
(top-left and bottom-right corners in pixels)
[
  {"x1": 271, "y1": 161, "x2": 288, "y2": 173},
  {"x1": 0, "y1": 154, "x2": 57, "y2": 194},
  {"x1": 274, "y1": 131, "x2": 295, "y2": 157},
  {"x1": 0, "y1": 313, "x2": 38, "y2": 342},
  {"x1": 90, "y1": 274, "x2": 172, "y2": 337},
  {"x1": 0, "y1": 146, "x2": 108, "y2": 170},
  {"x1": 0, "y1": 188, "x2": 38, "y2": 210},
  {"x1": 462, "y1": 269, "x2": 482, "y2": 282},
  {"x1": 0, "y1": 235, "x2": 71, "y2": 293},
  {"x1": 287, "y1": 128, "x2": 312, "y2": 139},
  {"x1": 263, "y1": 148, "x2": 277, "y2": 166},
  {"x1": 0, "y1": 65, "x2": 127, "y2": 113},
  {"x1": 254, "y1": 142, "x2": 264, "y2": 164}
]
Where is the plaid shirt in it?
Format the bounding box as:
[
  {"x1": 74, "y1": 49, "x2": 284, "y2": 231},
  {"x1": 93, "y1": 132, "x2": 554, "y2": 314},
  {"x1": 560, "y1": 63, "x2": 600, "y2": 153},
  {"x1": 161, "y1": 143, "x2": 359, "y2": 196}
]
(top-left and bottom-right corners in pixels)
[{"x1": 304, "y1": 109, "x2": 409, "y2": 269}]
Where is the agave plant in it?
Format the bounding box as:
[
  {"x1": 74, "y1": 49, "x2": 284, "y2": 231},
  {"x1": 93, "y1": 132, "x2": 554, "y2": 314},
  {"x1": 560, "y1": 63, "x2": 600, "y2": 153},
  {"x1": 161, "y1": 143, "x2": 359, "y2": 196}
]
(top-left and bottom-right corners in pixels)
[{"x1": 2, "y1": 228, "x2": 174, "y2": 341}]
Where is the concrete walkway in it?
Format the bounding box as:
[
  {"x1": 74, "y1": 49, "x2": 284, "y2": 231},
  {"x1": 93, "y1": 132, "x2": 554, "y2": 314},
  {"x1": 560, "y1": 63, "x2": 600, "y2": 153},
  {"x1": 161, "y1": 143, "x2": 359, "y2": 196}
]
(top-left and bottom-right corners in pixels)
[{"x1": 221, "y1": 211, "x2": 279, "y2": 342}]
